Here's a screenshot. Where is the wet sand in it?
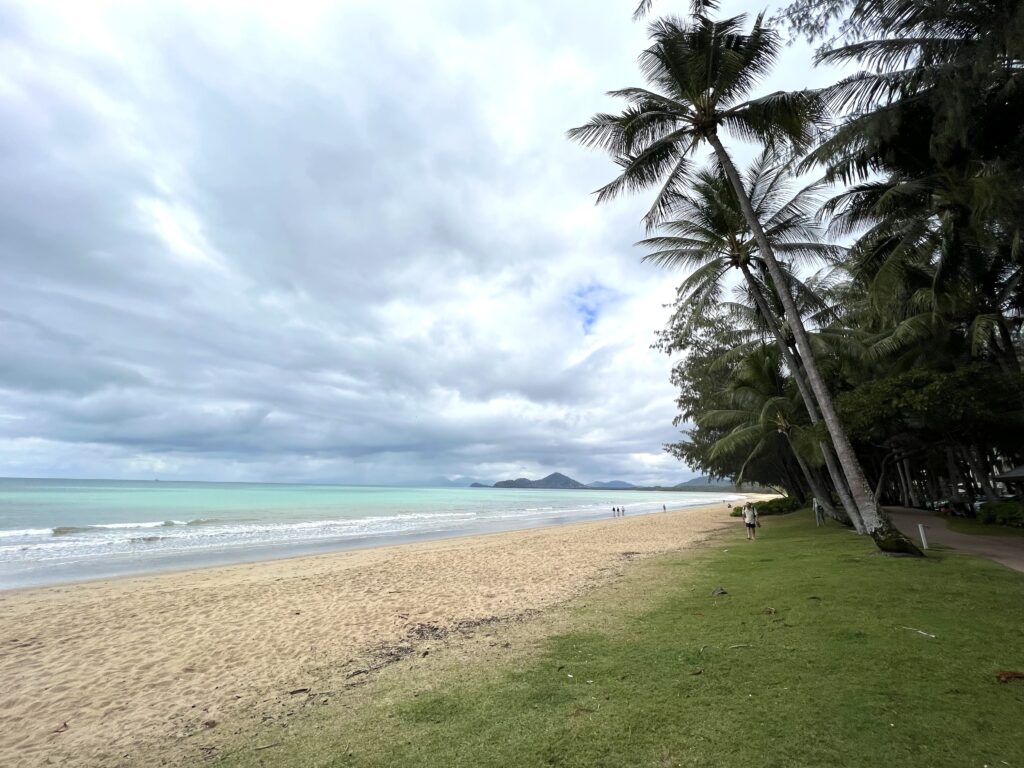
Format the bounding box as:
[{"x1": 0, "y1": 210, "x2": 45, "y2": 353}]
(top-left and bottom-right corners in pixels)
[{"x1": 0, "y1": 498, "x2": 756, "y2": 767}]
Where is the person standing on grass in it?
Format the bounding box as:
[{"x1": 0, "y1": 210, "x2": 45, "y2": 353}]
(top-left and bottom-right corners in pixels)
[{"x1": 742, "y1": 502, "x2": 758, "y2": 540}]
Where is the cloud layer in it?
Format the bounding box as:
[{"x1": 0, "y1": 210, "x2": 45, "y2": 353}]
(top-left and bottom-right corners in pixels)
[{"x1": 0, "y1": 0, "x2": 830, "y2": 485}]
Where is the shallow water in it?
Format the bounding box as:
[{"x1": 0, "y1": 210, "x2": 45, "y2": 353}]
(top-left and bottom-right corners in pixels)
[{"x1": 0, "y1": 478, "x2": 741, "y2": 588}]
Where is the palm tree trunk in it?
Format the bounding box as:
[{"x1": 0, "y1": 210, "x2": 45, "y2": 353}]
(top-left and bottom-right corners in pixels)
[
  {"x1": 821, "y1": 439, "x2": 863, "y2": 529},
  {"x1": 874, "y1": 451, "x2": 895, "y2": 502},
  {"x1": 926, "y1": 472, "x2": 941, "y2": 507},
  {"x1": 791, "y1": 357, "x2": 864, "y2": 530},
  {"x1": 708, "y1": 133, "x2": 920, "y2": 555},
  {"x1": 785, "y1": 434, "x2": 846, "y2": 523},
  {"x1": 781, "y1": 457, "x2": 807, "y2": 502},
  {"x1": 812, "y1": 466, "x2": 853, "y2": 526},
  {"x1": 965, "y1": 445, "x2": 998, "y2": 500},
  {"x1": 945, "y1": 447, "x2": 965, "y2": 502},
  {"x1": 738, "y1": 263, "x2": 865, "y2": 532},
  {"x1": 897, "y1": 460, "x2": 913, "y2": 507},
  {"x1": 905, "y1": 460, "x2": 922, "y2": 507},
  {"x1": 957, "y1": 446, "x2": 982, "y2": 500}
]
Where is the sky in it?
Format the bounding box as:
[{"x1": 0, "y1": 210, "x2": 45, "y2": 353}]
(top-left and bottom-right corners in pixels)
[{"x1": 0, "y1": 0, "x2": 839, "y2": 486}]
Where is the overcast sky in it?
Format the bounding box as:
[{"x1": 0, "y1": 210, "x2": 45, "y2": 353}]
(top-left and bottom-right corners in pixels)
[{"x1": 0, "y1": 0, "x2": 838, "y2": 486}]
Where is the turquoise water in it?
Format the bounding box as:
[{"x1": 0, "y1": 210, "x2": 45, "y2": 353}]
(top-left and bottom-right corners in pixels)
[{"x1": 0, "y1": 478, "x2": 740, "y2": 589}]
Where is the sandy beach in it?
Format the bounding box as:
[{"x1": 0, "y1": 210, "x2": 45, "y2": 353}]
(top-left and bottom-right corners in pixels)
[{"x1": 0, "y1": 499, "x2": 755, "y2": 767}]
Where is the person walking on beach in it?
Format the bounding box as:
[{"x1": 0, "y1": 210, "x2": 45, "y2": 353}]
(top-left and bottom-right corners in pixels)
[{"x1": 742, "y1": 502, "x2": 758, "y2": 540}]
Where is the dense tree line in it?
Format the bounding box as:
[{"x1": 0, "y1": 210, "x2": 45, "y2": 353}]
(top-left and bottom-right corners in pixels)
[{"x1": 571, "y1": 0, "x2": 1024, "y2": 552}]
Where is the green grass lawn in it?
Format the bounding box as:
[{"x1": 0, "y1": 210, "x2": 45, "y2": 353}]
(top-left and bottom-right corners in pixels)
[
  {"x1": 945, "y1": 516, "x2": 1024, "y2": 537},
  {"x1": 212, "y1": 513, "x2": 1024, "y2": 768}
]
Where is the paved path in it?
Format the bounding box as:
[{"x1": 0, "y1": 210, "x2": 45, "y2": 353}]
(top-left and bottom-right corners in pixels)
[{"x1": 888, "y1": 507, "x2": 1024, "y2": 573}]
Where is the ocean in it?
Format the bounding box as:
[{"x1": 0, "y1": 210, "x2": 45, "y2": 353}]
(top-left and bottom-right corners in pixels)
[{"x1": 0, "y1": 478, "x2": 741, "y2": 589}]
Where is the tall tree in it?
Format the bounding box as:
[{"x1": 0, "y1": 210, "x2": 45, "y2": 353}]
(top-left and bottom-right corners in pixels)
[
  {"x1": 569, "y1": 11, "x2": 913, "y2": 549},
  {"x1": 641, "y1": 151, "x2": 864, "y2": 530}
]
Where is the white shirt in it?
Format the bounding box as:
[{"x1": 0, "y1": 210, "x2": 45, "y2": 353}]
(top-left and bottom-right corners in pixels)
[{"x1": 742, "y1": 506, "x2": 758, "y2": 524}]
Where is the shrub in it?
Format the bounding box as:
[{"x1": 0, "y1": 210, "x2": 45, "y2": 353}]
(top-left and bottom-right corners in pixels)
[
  {"x1": 981, "y1": 501, "x2": 1024, "y2": 528},
  {"x1": 752, "y1": 497, "x2": 802, "y2": 516}
]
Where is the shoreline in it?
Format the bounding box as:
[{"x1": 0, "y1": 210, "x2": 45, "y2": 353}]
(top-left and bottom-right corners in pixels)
[
  {"x1": 0, "y1": 492, "x2": 750, "y2": 592},
  {"x1": 0, "y1": 496, "x2": 767, "y2": 767}
]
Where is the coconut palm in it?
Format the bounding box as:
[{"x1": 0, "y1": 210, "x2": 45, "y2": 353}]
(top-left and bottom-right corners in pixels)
[
  {"x1": 641, "y1": 152, "x2": 865, "y2": 530},
  {"x1": 804, "y1": 0, "x2": 1024, "y2": 371},
  {"x1": 699, "y1": 346, "x2": 846, "y2": 523},
  {"x1": 568, "y1": 11, "x2": 912, "y2": 549},
  {"x1": 822, "y1": 168, "x2": 1023, "y2": 373}
]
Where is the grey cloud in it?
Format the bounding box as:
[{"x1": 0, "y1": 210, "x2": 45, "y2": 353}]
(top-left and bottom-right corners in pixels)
[{"x1": 0, "y1": 0, "x2": 826, "y2": 485}]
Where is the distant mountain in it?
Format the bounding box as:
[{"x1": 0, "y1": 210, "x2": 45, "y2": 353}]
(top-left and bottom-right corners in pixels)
[
  {"x1": 492, "y1": 472, "x2": 587, "y2": 490},
  {"x1": 475, "y1": 473, "x2": 745, "y2": 491},
  {"x1": 493, "y1": 478, "x2": 532, "y2": 488},
  {"x1": 676, "y1": 475, "x2": 734, "y2": 488}
]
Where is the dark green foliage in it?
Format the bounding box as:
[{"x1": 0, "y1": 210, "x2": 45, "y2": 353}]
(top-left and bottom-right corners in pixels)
[
  {"x1": 660, "y1": 307, "x2": 812, "y2": 499},
  {"x1": 753, "y1": 496, "x2": 802, "y2": 515},
  {"x1": 836, "y1": 365, "x2": 1024, "y2": 452},
  {"x1": 729, "y1": 498, "x2": 801, "y2": 516},
  {"x1": 577, "y1": 2, "x2": 1023, "y2": 515},
  {"x1": 978, "y1": 501, "x2": 1024, "y2": 528},
  {"x1": 646, "y1": 0, "x2": 1024, "y2": 505}
]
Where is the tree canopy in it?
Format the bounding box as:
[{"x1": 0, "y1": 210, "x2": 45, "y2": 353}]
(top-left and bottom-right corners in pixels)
[{"x1": 576, "y1": 0, "x2": 1024, "y2": 532}]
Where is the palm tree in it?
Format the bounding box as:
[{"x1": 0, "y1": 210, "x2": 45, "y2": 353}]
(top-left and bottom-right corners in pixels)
[
  {"x1": 641, "y1": 152, "x2": 865, "y2": 531},
  {"x1": 820, "y1": 159, "x2": 1023, "y2": 373},
  {"x1": 568, "y1": 11, "x2": 913, "y2": 549},
  {"x1": 699, "y1": 346, "x2": 849, "y2": 523},
  {"x1": 805, "y1": 0, "x2": 1024, "y2": 371}
]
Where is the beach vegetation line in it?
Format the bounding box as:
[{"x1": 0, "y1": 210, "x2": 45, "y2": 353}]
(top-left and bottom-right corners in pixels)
[{"x1": 570, "y1": 0, "x2": 1024, "y2": 555}]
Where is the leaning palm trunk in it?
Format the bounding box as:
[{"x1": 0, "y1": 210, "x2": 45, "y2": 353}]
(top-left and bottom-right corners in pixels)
[
  {"x1": 785, "y1": 434, "x2": 842, "y2": 520},
  {"x1": 965, "y1": 446, "x2": 998, "y2": 501},
  {"x1": 788, "y1": 439, "x2": 856, "y2": 527},
  {"x1": 820, "y1": 441, "x2": 862, "y2": 528},
  {"x1": 709, "y1": 133, "x2": 920, "y2": 555},
  {"x1": 738, "y1": 263, "x2": 866, "y2": 532},
  {"x1": 798, "y1": 358, "x2": 864, "y2": 528},
  {"x1": 945, "y1": 447, "x2": 966, "y2": 502}
]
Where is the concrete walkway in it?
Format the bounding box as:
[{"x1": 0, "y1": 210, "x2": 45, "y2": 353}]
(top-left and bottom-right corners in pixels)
[{"x1": 887, "y1": 507, "x2": 1024, "y2": 573}]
